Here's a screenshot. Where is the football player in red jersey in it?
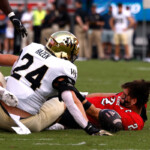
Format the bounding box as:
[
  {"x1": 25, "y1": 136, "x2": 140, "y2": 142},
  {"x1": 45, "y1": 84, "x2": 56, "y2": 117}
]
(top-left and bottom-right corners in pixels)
[{"x1": 58, "y1": 80, "x2": 149, "y2": 132}]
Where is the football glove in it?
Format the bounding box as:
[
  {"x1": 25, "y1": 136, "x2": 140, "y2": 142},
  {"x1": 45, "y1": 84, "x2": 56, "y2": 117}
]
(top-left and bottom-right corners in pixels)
[
  {"x1": 0, "y1": 86, "x2": 18, "y2": 107},
  {"x1": 10, "y1": 15, "x2": 27, "y2": 38},
  {"x1": 84, "y1": 122, "x2": 112, "y2": 136}
]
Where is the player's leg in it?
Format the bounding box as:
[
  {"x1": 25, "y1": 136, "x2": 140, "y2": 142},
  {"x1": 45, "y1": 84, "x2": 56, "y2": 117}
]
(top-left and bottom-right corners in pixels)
[
  {"x1": 21, "y1": 98, "x2": 65, "y2": 132},
  {"x1": 0, "y1": 104, "x2": 16, "y2": 131}
]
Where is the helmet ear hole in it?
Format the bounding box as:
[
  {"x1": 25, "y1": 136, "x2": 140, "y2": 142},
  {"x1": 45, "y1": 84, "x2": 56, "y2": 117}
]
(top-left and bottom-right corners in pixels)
[{"x1": 45, "y1": 31, "x2": 79, "y2": 62}]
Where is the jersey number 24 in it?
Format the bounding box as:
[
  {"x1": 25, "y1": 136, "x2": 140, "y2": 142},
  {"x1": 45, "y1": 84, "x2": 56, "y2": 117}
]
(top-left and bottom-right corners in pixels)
[{"x1": 11, "y1": 53, "x2": 48, "y2": 90}]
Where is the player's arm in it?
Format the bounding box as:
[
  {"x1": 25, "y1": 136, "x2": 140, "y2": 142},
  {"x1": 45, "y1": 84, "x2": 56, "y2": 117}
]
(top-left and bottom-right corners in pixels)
[
  {"x1": 81, "y1": 98, "x2": 123, "y2": 132},
  {"x1": 53, "y1": 76, "x2": 102, "y2": 135},
  {"x1": 86, "y1": 93, "x2": 116, "y2": 98},
  {"x1": 0, "y1": 54, "x2": 18, "y2": 66}
]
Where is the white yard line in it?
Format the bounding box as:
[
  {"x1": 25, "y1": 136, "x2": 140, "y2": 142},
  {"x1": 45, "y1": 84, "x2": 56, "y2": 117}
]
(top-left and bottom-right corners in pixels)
[
  {"x1": 12, "y1": 138, "x2": 53, "y2": 141},
  {"x1": 34, "y1": 141, "x2": 86, "y2": 146},
  {"x1": 135, "y1": 67, "x2": 150, "y2": 71},
  {"x1": 98, "y1": 143, "x2": 107, "y2": 146}
]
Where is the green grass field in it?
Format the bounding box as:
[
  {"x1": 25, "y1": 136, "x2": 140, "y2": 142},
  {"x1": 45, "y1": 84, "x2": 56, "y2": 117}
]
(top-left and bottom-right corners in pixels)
[{"x1": 0, "y1": 60, "x2": 150, "y2": 150}]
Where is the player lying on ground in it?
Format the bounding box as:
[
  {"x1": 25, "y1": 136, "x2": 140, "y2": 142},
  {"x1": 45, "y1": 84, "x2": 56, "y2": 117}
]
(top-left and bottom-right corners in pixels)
[
  {"x1": 0, "y1": 31, "x2": 111, "y2": 135},
  {"x1": 50, "y1": 80, "x2": 149, "y2": 132}
]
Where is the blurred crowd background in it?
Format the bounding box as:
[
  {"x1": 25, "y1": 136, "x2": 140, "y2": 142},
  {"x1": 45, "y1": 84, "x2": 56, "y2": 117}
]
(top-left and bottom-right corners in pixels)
[{"x1": 0, "y1": 0, "x2": 150, "y2": 61}]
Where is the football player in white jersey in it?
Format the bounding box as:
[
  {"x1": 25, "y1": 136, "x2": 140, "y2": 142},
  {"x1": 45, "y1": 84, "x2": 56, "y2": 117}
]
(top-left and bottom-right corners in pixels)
[
  {"x1": 110, "y1": 3, "x2": 134, "y2": 61},
  {"x1": 0, "y1": 31, "x2": 108, "y2": 135}
]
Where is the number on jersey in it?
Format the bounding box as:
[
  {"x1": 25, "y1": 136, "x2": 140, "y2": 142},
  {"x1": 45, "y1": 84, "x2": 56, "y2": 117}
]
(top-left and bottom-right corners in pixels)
[
  {"x1": 128, "y1": 123, "x2": 138, "y2": 130},
  {"x1": 11, "y1": 53, "x2": 48, "y2": 90},
  {"x1": 101, "y1": 97, "x2": 115, "y2": 105}
]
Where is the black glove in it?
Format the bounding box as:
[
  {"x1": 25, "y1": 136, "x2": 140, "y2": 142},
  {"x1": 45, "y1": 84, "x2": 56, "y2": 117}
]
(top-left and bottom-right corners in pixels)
[
  {"x1": 10, "y1": 15, "x2": 27, "y2": 38},
  {"x1": 84, "y1": 122, "x2": 113, "y2": 136},
  {"x1": 84, "y1": 122, "x2": 100, "y2": 135}
]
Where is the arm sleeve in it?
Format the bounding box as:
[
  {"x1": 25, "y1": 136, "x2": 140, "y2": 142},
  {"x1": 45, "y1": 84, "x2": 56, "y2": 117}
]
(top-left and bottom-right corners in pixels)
[{"x1": 61, "y1": 90, "x2": 88, "y2": 128}]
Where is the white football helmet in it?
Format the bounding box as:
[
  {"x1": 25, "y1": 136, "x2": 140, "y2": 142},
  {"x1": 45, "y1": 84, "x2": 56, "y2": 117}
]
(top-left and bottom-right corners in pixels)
[{"x1": 46, "y1": 31, "x2": 79, "y2": 62}]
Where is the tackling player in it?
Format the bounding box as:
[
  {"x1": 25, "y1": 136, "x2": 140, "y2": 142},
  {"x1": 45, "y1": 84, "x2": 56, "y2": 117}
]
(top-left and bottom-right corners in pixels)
[
  {"x1": 0, "y1": 0, "x2": 27, "y2": 37},
  {"x1": 0, "y1": 31, "x2": 109, "y2": 135},
  {"x1": 57, "y1": 80, "x2": 149, "y2": 132}
]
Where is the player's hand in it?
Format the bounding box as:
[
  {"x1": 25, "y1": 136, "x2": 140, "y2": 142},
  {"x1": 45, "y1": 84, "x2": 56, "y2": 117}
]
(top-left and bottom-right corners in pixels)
[
  {"x1": 10, "y1": 16, "x2": 27, "y2": 38},
  {"x1": 0, "y1": 86, "x2": 18, "y2": 107},
  {"x1": 84, "y1": 122, "x2": 112, "y2": 136}
]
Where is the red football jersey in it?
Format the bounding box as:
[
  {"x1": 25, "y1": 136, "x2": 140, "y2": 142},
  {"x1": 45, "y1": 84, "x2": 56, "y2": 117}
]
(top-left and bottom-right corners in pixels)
[{"x1": 86, "y1": 92, "x2": 144, "y2": 130}]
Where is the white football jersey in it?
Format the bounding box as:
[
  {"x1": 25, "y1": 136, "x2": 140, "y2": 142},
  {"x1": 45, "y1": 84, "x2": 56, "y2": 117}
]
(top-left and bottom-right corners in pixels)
[
  {"x1": 6, "y1": 43, "x2": 78, "y2": 115},
  {"x1": 113, "y1": 10, "x2": 130, "y2": 33}
]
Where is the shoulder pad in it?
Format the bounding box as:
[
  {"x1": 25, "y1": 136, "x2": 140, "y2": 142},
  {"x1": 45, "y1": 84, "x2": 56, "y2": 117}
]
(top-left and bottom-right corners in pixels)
[{"x1": 51, "y1": 58, "x2": 78, "y2": 82}]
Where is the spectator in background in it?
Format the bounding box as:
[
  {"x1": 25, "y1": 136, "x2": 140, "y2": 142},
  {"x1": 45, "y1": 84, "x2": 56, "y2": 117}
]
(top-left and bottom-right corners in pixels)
[
  {"x1": 125, "y1": 6, "x2": 136, "y2": 59},
  {"x1": 4, "y1": 20, "x2": 14, "y2": 54},
  {"x1": 87, "y1": 4, "x2": 104, "y2": 60},
  {"x1": 74, "y1": 0, "x2": 89, "y2": 60},
  {"x1": 102, "y1": 6, "x2": 113, "y2": 59},
  {"x1": 41, "y1": 3, "x2": 57, "y2": 45},
  {"x1": 32, "y1": 2, "x2": 46, "y2": 43},
  {"x1": 56, "y1": 4, "x2": 70, "y2": 31},
  {"x1": 21, "y1": 5, "x2": 33, "y2": 49},
  {"x1": 0, "y1": 10, "x2": 8, "y2": 53},
  {"x1": 110, "y1": 3, "x2": 134, "y2": 61},
  {"x1": 13, "y1": 4, "x2": 24, "y2": 55}
]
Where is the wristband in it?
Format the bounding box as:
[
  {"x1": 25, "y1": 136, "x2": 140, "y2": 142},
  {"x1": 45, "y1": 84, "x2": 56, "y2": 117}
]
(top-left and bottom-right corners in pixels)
[{"x1": 83, "y1": 101, "x2": 92, "y2": 110}]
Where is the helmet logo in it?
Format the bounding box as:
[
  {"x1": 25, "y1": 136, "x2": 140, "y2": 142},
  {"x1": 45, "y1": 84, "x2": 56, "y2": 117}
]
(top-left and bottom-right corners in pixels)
[{"x1": 64, "y1": 37, "x2": 76, "y2": 50}]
